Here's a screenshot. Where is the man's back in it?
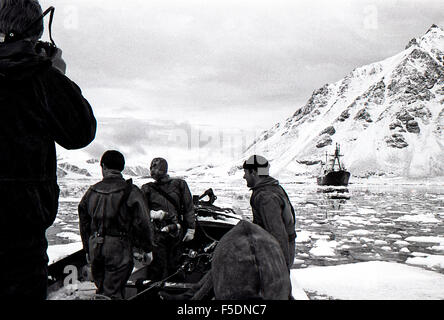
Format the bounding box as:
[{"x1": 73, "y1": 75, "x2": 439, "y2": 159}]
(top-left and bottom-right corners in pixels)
[
  {"x1": 250, "y1": 176, "x2": 296, "y2": 268},
  {"x1": 78, "y1": 167, "x2": 153, "y2": 299},
  {"x1": 0, "y1": 35, "x2": 96, "y2": 298},
  {"x1": 0, "y1": 40, "x2": 96, "y2": 181},
  {"x1": 79, "y1": 175, "x2": 153, "y2": 254}
]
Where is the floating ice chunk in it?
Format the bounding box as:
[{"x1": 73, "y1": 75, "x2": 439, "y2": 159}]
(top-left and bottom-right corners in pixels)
[
  {"x1": 431, "y1": 246, "x2": 444, "y2": 253},
  {"x1": 347, "y1": 229, "x2": 371, "y2": 236},
  {"x1": 393, "y1": 240, "x2": 410, "y2": 247},
  {"x1": 311, "y1": 234, "x2": 331, "y2": 240},
  {"x1": 405, "y1": 236, "x2": 444, "y2": 245},
  {"x1": 400, "y1": 247, "x2": 410, "y2": 254},
  {"x1": 396, "y1": 214, "x2": 440, "y2": 223},
  {"x1": 360, "y1": 237, "x2": 374, "y2": 243},
  {"x1": 406, "y1": 254, "x2": 444, "y2": 270},
  {"x1": 375, "y1": 240, "x2": 388, "y2": 246},
  {"x1": 309, "y1": 240, "x2": 338, "y2": 257},
  {"x1": 386, "y1": 234, "x2": 402, "y2": 239},
  {"x1": 347, "y1": 237, "x2": 361, "y2": 244},
  {"x1": 358, "y1": 208, "x2": 377, "y2": 215},
  {"x1": 56, "y1": 232, "x2": 82, "y2": 242},
  {"x1": 295, "y1": 231, "x2": 312, "y2": 243},
  {"x1": 411, "y1": 252, "x2": 429, "y2": 257},
  {"x1": 293, "y1": 258, "x2": 305, "y2": 265}
]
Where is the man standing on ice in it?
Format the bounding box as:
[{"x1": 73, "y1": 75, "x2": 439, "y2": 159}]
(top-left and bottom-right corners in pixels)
[
  {"x1": 141, "y1": 157, "x2": 196, "y2": 280},
  {"x1": 242, "y1": 155, "x2": 296, "y2": 269},
  {"x1": 0, "y1": 0, "x2": 96, "y2": 299},
  {"x1": 78, "y1": 150, "x2": 154, "y2": 299}
]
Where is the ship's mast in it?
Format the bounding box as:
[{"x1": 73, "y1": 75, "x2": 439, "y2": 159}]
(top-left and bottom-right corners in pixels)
[{"x1": 334, "y1": 143, "x2": 343, "y2": 170}]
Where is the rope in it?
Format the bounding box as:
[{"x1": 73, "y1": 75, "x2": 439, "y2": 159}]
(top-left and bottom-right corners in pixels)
[{"x1": 126, "y1": 269, "x2": 182, "y2": 300}]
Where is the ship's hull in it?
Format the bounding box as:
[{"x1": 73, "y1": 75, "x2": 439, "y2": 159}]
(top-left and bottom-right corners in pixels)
[{"x1": 317, "y1": 170, "x2": 350, "y2": 186}]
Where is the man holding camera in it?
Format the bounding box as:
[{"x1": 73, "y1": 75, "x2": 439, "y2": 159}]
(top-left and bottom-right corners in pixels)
[{"x1": 0, "y1": 0, "x2": 96, "y2": 299}]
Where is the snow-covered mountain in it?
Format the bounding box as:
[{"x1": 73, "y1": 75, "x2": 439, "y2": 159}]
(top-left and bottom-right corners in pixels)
[
  {"x1": 55, "y1": 150, "x2": 150, "y2": 180},
  {"x1": 244, "y1": 25, "x2": 444, "y2": 178}
]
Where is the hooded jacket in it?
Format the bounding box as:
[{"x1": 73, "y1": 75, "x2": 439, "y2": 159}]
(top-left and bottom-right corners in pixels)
[
  {"x1": 250, "y1": 176, "x2": 296, "y2": 268},
  {"x1": 78, "y1": 172, "x2": 154, "y2": 253},
  {"x1": 0, "y1": 40, "x2": 96, "y2": 258}
]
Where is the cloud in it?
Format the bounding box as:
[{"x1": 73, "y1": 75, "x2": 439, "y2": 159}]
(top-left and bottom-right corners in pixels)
[{"x1": 40, "y1": 0, "x2": 444, "y2": 167}]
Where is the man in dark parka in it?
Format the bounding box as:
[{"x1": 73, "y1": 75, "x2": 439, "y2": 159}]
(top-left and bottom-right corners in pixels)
[
  {"x1": 0, "y1": 0, "x2": 96, "y2": 299},
  {"x1": 78, "y1": 151, "x2": 154, "y2": 299},
  {"x1": 243, "y1": 155, "x2": 296, "y2": 269}
]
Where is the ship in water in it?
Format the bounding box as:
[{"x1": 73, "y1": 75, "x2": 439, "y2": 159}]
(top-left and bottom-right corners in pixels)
[{"x1": 317, "y1": 143, "x2": 350, "y2": 186}]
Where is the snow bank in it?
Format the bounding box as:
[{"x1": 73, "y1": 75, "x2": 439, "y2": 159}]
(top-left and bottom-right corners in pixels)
[
  {"x1": 406, "y1": 254, "x2": 444, "y2": 271},
  {"x1": 290, "y1": 261, "x2": 444, "y2": 299}
]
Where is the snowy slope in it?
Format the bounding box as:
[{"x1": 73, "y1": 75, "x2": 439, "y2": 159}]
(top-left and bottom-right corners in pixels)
[{"x1": 244, "y1": 25, "x2": 444, "y2": 178}]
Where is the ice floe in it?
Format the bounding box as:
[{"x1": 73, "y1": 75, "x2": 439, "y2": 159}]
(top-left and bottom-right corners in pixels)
[
  {"x1": 47, "y1": 242, "x2": 83, "y2": 264},
  {"x1": 290, "y1": 261, "x2": 444, "y2": 299},
  {"x1": 396, "y1": 214, "x2": 440, "y2": 223}
]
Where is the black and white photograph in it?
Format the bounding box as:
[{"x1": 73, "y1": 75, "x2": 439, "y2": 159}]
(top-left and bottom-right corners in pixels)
[{"x1": 1, "y1": 0, "x2": 444, "y2": 307}]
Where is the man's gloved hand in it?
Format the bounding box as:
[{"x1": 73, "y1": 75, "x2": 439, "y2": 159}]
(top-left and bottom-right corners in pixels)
[
  {"x1": 183, "y1": 229, "x2": 195, "y2": 242},
  {"x1": 133, "y1": 252, "x2": 143, "y2": 261},
  {"x1": 143, "y1": 252, "x2": 153, "y2": 265},
  {"x1": 161, "y1": 223, "x2": 181, "y2": 234},
  {"x1": 151, "y1": 210, "x2": 167, "y2": 221}
]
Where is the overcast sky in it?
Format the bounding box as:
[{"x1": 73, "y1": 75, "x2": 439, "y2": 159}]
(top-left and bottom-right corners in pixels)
[{"x1": 38, "y1": 0, "x2": 444, "y2": 167}]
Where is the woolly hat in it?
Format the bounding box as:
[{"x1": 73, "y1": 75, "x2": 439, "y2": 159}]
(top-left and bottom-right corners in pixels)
[{"x1": 242, "y1": 155, "x2": 270, "y2": 176}]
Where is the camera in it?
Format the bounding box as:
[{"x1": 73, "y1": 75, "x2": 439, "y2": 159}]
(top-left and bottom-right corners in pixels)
[{"x1": 35, "y1": 40, "x2": 58, "y2": 58}]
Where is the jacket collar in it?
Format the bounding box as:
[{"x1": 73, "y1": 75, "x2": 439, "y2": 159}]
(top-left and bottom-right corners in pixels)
[
  {"x1": 154, "y1": 174, "x2": 171, "y2": 185},
  {"x1": 92, "y1": 171, "x2": 126, "y2": 194},
  {"x1": 0, "y1": 40, "x2": 50, "y2": 80},
  {"x1": 103, "y1": 170, "x2": 123, "y2": 180},
  {"x1": 251, "y1": 176, "x2": 279, "y2": 191},
  {"x1": 0, "y1": 40, "x2": 36, "y2": 57}
]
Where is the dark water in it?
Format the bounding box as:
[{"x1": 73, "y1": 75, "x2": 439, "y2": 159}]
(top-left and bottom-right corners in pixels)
[
  {"x1": 47, "y1": 177, "x2": 444, "y2": 274},
  {"x1": 285, "y1": 181, "x2": 444, "y2": 273}
]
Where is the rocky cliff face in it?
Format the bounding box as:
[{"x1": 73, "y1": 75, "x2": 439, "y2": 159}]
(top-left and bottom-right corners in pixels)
[{"x1": 244, "y1": 25, "x2": 444, "y2": 178}]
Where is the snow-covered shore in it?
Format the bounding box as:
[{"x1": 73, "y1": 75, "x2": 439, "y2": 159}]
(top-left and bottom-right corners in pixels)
[{"x1": 291, "y1": 261, "x2": 444, "y2": 300}]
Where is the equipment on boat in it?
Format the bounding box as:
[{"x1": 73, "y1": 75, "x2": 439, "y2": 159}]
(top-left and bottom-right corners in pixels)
[{"x1": 47, "y1": 189, "x2": 241, "y2": 300}]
